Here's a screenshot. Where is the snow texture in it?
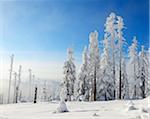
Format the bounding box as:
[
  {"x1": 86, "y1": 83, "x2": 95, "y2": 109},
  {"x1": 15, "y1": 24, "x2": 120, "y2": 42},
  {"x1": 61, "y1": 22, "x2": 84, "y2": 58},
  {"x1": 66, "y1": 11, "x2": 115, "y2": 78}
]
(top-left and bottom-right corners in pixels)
[{"x1": 0, "y1": 97, "x2": 149, "y2": 119}]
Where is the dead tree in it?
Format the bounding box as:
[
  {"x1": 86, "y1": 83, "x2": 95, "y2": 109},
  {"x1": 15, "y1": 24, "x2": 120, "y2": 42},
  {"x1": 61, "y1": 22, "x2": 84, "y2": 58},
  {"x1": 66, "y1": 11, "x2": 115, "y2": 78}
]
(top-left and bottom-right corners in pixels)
[
  {"x1": 34, "y1": 86, "x2": 37, "y2": 103},
  {"x1": 16, "y1": 65, "x2": 22, "y2": 103},
  {"x1": 8, "y1": 54, "x2": 14, "y2": 104},
  {"x1": 13, "y1": 72, "x2": 17, "y2": 103}
]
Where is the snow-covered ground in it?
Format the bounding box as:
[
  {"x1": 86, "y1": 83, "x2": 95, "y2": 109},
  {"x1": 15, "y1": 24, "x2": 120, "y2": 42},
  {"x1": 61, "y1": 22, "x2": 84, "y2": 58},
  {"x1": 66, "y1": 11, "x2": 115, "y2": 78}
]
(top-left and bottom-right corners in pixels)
[{"x1": 0, "y1": 97, "x2": 149, "y2": 119}]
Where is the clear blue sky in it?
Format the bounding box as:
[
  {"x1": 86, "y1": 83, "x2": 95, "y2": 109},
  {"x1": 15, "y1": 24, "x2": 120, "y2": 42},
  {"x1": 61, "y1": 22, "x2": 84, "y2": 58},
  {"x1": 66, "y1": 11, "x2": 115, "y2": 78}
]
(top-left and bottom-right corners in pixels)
[{"x1": 0, "y1": 0, "x2": 149, "y2": 61}]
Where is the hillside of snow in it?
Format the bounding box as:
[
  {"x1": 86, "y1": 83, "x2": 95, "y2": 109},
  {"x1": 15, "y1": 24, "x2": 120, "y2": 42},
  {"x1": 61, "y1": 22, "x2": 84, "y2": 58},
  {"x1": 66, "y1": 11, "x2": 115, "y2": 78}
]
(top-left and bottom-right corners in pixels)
[{"x1": 0, "y1": 97, "x2": 149, "y2": 119}]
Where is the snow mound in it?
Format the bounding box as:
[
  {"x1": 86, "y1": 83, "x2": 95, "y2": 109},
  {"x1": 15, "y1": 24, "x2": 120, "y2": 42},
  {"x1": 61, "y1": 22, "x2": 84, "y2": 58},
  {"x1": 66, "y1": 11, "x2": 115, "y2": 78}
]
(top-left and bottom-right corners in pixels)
[
  {"x1": 56, "y1": 101, "x2": 69, "y2": 113},
  {"x1": 93, "y1": 113, "x2": 99, "y2": 116},
  {"x1": 141, "y1": 107, "x2": 150, "y2": 113},
  {"x1": 127, "y1": 101, "x2": 138, "y2": 111},
  {"x1": 128, "y1": 105, "x2": 138, "y2": 111},
  {"x1": 141, "y1": 96, "x2": 150, "y2": 113}
]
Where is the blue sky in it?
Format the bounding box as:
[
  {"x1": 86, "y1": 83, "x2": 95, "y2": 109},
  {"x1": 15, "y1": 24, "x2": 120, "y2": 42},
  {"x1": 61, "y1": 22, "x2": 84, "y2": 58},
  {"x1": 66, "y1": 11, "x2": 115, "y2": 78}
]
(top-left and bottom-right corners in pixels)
[{"x1": 0, "y1": 0, "x2": 149, "y2": 80}]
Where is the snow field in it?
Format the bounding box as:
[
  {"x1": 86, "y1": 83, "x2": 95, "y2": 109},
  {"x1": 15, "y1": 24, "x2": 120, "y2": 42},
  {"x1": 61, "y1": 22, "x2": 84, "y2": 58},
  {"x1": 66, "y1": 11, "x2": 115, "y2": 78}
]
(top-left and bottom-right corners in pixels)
[{"x1": 0, "y1": 97, "x2": 149, "y2": 119}]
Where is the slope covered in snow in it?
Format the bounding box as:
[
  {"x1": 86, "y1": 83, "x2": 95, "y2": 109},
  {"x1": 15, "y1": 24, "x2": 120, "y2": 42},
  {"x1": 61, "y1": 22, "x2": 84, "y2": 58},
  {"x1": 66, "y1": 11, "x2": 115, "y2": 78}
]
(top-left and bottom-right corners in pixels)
[{"x1": 0, "y1": 97, "x2": 149, "y2": 119}]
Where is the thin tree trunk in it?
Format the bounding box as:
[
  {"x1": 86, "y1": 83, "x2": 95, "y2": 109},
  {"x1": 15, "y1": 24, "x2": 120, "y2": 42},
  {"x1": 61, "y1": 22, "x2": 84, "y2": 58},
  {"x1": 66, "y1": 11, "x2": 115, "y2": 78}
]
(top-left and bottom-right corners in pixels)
[
  {"x1": 16, "y1": 65, "x2": 22, "y2": 103},
  {"x1": 8, "y1": 54, "x2": 14, "y2": 104},
  {"x1": 34, "y1": 87, "x2": 37, "y2": 103},
  {"x1": 93, "y1": 65, "x2": 97, "y2": 101},
  {"x1": 13, "y1": 72, "x2": 17, "y2": 103},
  {"x1": 141, "y1": 66, "x2": 145, "y2": 98},
  {"x1": 86, "y1": 79, "x2": 90, "y2": 101},
  {"x1": 142, "y1": 78, "x2": 145, "y2": 98},
  {"x1": 15, "y1": 87, "x2": 18, "y2": 103},
  {"x1": 141, "y1": 58, "x2": 146, "y2": 98},
  {"x1": 133, "y1": 61, "x2": 136, "y2": 99},
  {"x1": 119, "y1": 69, "x2": 122, "y2": 99},
  {"x1": 119, "y1": 45, "x2": 122, "y2": 99}
]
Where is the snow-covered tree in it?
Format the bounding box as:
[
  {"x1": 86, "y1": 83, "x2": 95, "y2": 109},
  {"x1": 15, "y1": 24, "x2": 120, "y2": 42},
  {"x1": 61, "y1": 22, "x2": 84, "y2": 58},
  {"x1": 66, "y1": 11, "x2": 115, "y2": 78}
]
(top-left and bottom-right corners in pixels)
[
  {"x1": 104, "y1": 13, "x2": 117, "y2": 99},
  {"x1": 146, "y1": 48, "x2": 150, "y2": 96},
  {"x1": 42, "y1": 80, "x2": 47, "y2": 102},
  {"x1": 138, "y1": 46, "x2": 149, "y2": 98},
  {"x1": 121, "y1": 58, "x2": 129, "y2": 99},
  {"x1": 75, "y1": 47, "x2": 90, "y2": 101},
  {"x1": 128, "y1": 37, "x2": 140, "y2": 99},
  {"x1": 116, "y1": 15, "x2": 128, "y2": 99},
  {"x1": 62, "y1": 48, "x2": 76, "y2": 101},
  {"x1": 88, "y1": 30, "x2": 100, "y2": 101},
  {"x1": 59, "y1": 83, "x2": 67, "y2": 101},
  {"x1": 98, "y1": 34, "x2": 114, "y2": 100}
]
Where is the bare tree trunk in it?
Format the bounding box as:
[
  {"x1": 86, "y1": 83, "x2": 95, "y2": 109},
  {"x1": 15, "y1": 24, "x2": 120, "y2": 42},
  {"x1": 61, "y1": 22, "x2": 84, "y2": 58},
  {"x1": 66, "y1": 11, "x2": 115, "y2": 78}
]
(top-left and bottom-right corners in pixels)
[
  {"x1": 113, "y1": 68, "x2": 115, "y2": 99},
  {"x1": 93, "y1": 65, "x2": 97, "y2": 101},
  {"x1": 8, "y1": 54, "x2": 14, "y2": 104},
  {"x1": 34, "y1": 87, "x2": 37, "y2": 103},
  {"x1": 141, "y1": 78, "x2": 145, "y2": 98},
  {"x1": 133, "y1": 61, "x2": 136, "y2": 99},
  {"x1": 13, "y1": 72, "x2": 17, "y2": 103},
  {"x1": 119, "y1": 69, "x2": 122, "y2": 99},
  {"x1": 141, "y1": 66, "x2": 146, "y2": 98},
  {"x1": 16, "y1": 65, "x2": 22, "y2": 103},
  {"x1": 119, "y1": 45, "x2": 122, "y2": 99}
]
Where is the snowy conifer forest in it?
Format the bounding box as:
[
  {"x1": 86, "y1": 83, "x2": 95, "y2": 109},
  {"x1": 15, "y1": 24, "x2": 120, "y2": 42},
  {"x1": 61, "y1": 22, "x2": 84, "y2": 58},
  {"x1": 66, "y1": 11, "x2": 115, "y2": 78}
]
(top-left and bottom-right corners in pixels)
[
  {"x1": 0, "y1": 1, "x2": 149, "y2": 119},
  {"x1": 61, "y1": 13, "x2": 150, "y2": 102}
]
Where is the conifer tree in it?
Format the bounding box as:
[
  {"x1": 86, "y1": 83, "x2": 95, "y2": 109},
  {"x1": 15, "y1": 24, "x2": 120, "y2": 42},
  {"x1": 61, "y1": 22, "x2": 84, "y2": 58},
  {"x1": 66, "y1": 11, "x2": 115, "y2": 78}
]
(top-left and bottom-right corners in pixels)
[
  {"x1": 63, "y1": 48, "x2": 76, "y2": 101},
  {"x1": 88, "y1": 31, "x2": 100, "y2": 101},
  {"x1": 75, "y1": 47, "x2": 90, "y2": 101}
]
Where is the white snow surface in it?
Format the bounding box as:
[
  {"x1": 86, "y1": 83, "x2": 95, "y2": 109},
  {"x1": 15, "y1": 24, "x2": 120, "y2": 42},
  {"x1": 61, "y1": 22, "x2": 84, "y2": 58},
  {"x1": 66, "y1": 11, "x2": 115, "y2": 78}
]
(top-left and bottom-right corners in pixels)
[{"x1": 0, "y1": 97, "x2": 149, "y2": 119}]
